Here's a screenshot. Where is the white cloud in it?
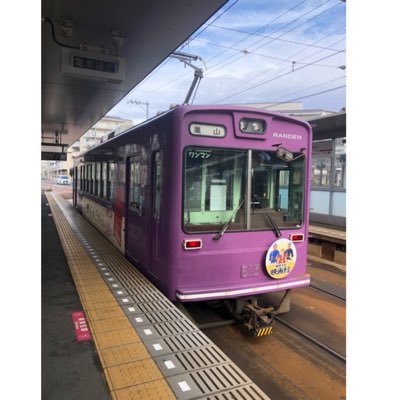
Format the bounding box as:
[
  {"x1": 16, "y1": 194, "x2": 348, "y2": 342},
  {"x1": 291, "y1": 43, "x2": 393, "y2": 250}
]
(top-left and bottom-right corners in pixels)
[{"x1": 108, "y1": 0, "x2": 346, "y2": 121}]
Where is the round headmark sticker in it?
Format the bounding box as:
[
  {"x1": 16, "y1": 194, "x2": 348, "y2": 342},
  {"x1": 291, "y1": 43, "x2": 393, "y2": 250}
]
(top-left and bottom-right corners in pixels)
[{"x1": 265, "y1": 238, "x2": 297, "y2": 279}]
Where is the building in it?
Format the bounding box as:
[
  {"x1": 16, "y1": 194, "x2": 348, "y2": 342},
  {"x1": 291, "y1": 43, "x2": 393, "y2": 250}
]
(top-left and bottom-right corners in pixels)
[
  {"x1": 307, "y1": 112, "x2": 346, "y2": 228},
  {"x1": 42, "y1": 115, "x2": 133, "y2": 181}
]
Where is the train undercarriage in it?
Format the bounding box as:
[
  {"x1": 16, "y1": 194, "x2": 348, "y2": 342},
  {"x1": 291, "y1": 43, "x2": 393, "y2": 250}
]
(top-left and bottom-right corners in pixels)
[
  {"x1": 222, "y1": 290, "x2": 292, "y2": 337},
  {"x1": 178, "y1": 290, "x2": 292, "y2": 337}
]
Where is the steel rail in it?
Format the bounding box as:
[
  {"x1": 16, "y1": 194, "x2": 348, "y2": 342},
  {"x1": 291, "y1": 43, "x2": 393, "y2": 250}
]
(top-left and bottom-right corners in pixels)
[
  {"x1": 309, "y1": 284, "x2": 346, "y2": 302},
  {"x1": 274, "y1": 316, "x2": 346, "y2": 362}
]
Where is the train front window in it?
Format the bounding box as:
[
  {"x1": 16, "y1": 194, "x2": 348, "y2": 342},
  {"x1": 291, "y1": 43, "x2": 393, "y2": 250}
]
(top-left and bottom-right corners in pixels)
[
  {"x1": 251, "y1": 151, "x2": 305, "y2": 230},
  {"x1": 184, "y1": 148, "x2": 247, "y2": 232},
  {"x1": 183, "y1": 147, "x2": 305, "y2": 233}
]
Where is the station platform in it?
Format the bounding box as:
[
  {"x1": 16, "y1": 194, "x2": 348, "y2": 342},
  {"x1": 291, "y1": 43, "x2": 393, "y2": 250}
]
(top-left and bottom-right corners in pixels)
[
  {"x1": 308, "y1": 225, "x2": 346, "y2": 271},
  {"x1": 42, "y1": 192, "x2": 271, "y2": 400},
  {"x1": 308, "y1": 225, "x2": 346, "y2": 245}
]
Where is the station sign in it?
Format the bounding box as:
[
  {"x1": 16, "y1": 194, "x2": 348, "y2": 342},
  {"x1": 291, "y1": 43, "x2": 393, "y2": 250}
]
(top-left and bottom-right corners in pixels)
[
  {"x1": 42, "y1": 151, "x2": 67, "y2": 161},
  {"x1": 71, "y1": 311, "x2": 92, "y2": 342},
  {"x1": 189, "y1": 123, "x2": 226, "y2": 138}
]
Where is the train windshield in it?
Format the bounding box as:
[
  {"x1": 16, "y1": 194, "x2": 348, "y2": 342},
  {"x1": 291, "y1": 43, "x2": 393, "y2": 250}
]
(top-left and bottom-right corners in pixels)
[{"x1": 183, "y1": 147, "x2": 305, "y2": 233}]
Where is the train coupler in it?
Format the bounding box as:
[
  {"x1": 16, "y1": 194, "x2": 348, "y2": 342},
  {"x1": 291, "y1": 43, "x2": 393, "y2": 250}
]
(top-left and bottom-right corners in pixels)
[{"x1": 243, "y1": 300, "x2": 274, "y2": 337}]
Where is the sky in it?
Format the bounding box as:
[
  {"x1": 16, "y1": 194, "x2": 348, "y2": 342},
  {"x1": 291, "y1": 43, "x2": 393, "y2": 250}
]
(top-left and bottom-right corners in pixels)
[{"x1": 109, "y1": 0, "x2": 346, "y2": 125}]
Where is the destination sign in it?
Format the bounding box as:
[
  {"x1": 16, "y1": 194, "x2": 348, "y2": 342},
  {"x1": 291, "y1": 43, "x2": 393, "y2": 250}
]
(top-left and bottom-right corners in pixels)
[
  {"x1": 189, "y1": 123, "x2": 226, "y2": 138},
  {"x1": 41, "y1": 152, "x2": 67, "y2": 161}
]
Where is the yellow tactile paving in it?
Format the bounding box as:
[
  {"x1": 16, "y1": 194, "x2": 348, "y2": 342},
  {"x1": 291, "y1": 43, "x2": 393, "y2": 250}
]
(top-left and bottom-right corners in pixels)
[
  {"x1": 86, "y1": 306, "x2": 126, "y2": 321},
  {"x1": 76, "y1": 283, "x2": 111, "y2": 293},
  {"x1": 113, "y1": 379, "x2": 176, "y2": 400},
  {"x1": 90, "y1": 316, "x2": 133, "y2": 333},
  {"x1": 74, "y1": 277, "x2": 106, "y2": 286},
  {"x1": 105, "y1": 359, "x2": 164, "y2": 390},
  {"x1": 80, "y1": 291, "x2": 116, "y2": 303},
  {"x1": 47, "y1": 193, "x2": 177, "y2": 399},
  {"x1": 93, "y1": 327, "x2": 141, "y2": 349},
  {"x1": 71, "y1": 271, "x2": 99, "y2": 278},
  {"x1": 84, "y1": 299, "x2": 122, "y2": 310},
  {"x1": 98, "y1": 342, "x2": 151, "y2": 367}
]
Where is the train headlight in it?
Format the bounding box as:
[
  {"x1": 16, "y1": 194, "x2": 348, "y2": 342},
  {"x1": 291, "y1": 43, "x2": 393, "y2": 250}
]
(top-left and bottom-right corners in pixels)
[
  {"x1": 239, "y1": 119, "x2": 249, "y2": 132},
  {"x1": 251, "y1": 120, "x2": 263, "y2": 132},
  {"x1": 239, "y1": 118, "x2": 266, "y2": 134}
]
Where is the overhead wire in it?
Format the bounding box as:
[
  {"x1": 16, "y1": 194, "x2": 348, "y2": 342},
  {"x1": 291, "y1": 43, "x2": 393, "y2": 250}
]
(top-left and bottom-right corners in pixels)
[
  {"x1": 129, "y1": 0, "x2": 240, "y2": 95},
  {"x1": 225, "y1": 24, "x2": 346, "y2": 95},
  {"x1": 262, "y1": 85, "x2": 346, "y2": 110},
  {"x1": 212, "y1": 48, "x2": 345, "y2": 103},
  {"x1": 142, "y1": 0, "x2": 310, "y2": 97},
  {"x1": 203, "y1": 0, "x2": 344, "y2": 79},
  {"x1": 129, "y1": 0, "x2": 346, "y2": 108},
  {"x1": 184, "y1": 0, "x2": 241, "y2": 43},
  {"x1": 194, "y1": 31, "x2": 341, "y2": 53},
  {"x1": 191, "y1": 39, "x2": 342, "y2": 68},
  {"x1": 173, "y1": 0, "x2": 344, "y2": 98},
  {"x1": 266, "y1": 75, "x2": 346, "y2": 103},
  {"x1": 199, "y1": 0, "x2": 308, "y2": 66}
]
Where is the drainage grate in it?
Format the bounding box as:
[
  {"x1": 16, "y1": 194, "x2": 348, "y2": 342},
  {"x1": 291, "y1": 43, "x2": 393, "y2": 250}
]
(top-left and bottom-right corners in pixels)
[
  {"x1": 135, "y1": 299, "x2": 175, "y2": 313},
  {"x1": 154, "y1": 346, "x2": 229, "y2": 377},
  {"x1": 167, "y1": 363, "x2": 251, "y2": 399},
  {"x1": 136, "y1": 319, "x2": 199, "y2": 341},
  {"x1": 130, "y1": 309, "x2": 187, "y2": 326},
  {"x1": 129, "y1": 293, "x2": 174, "y2": 305},
  {"x1": 143, "y1": 331, "x2": 213, "y2": 357},
  {"x1": 197, "y1": 384, "x2": 271, "y2": 400}
]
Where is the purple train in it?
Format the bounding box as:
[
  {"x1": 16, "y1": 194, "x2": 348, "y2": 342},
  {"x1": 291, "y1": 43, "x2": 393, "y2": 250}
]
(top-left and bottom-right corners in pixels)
[{"x1": 73, "y1": 105, "x2": 312, "y2": 334}]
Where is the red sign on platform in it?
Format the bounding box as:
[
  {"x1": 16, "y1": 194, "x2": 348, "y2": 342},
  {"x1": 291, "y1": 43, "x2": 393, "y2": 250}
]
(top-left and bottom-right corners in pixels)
[{"x1": 72, "y1": 311, "x2": 92, "y2": 342}]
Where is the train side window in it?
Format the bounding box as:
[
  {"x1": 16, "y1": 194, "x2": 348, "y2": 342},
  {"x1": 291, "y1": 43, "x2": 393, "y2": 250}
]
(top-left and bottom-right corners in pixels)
[
  {"x1": 95, "y1": 162, "x2": 101, "y2": 197},
  {"x1": 108, "y1": 162, "x2": 115, "y2": 201},
  {"x1": 101, "y1": 163, "x2": 107, "y2": 198},
  {"x1": 333, "y1": 137, "x2": 346, "y2": 188},
  {"x1": 153, "y1": 152, "x2": 162, "y2": 218},
  {"x1": 87, "y1": 164, "x2": 92, "y2": 193},
  {"x1": 86, "y1": 164, "x2": 89, "y2": 193},
  {"x1": 312, "y1": 157, "x2": 331, "y2": 187},
  {"x1": 80, "y1": 166, "x2": 84, "y2": 191},
  {"x1": 91, "y1": 163, "x2": 96, "y2": 194},
  {"x1": 81, "y1": 166, "x2": 85, "y2": 191},
  {"x1": 85, "y1": 165, "x2": 89, "y2": 192},
  {"x1": 129, "y1": 159, "x2": 141, "y2": 210}
]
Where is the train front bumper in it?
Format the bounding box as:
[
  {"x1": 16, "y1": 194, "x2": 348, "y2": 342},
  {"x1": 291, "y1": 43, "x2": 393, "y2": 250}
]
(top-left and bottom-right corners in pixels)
[{"x1": 176, "y1": 274, "x2": 310, "y2": 301}]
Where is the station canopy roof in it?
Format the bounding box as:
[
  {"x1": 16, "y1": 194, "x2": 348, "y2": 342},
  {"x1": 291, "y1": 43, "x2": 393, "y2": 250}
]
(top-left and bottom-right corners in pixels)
[
  {"x1": 308, "y1": 111, "x2": 346, "y2": 141},
  {"x1": 42, "y1": 0, "x2": 227, "y2": 153}
]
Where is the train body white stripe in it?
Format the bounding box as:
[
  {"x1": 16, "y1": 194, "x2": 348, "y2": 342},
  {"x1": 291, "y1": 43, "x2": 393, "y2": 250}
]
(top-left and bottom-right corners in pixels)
[{"x1": 176, "y1": 278, "x2": 310, "y2": 300}]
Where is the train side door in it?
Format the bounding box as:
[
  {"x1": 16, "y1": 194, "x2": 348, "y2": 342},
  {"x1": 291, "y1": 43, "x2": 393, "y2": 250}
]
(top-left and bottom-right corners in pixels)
[
  {"x1": 73, "y1": 166, "x2": 78, "y2": 206},
  {"x1": 149, "y1": 151, "x2": 162, "y2": 276},
  {"x1": 125, "y1": 155, "x2": 148, "y2": 268}
]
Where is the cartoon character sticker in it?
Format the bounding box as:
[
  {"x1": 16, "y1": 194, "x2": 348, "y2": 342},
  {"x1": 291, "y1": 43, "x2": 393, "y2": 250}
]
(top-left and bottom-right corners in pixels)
[{"x1": 265, "y1": 238, "x2": 297, "y2": 279}]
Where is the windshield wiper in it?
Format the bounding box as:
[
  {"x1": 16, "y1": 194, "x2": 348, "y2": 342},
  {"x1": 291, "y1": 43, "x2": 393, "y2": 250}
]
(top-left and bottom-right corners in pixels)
[
  {"x1": 253, "y1": 195, "x2": 282, "y2": 238},
  {"x1": 213, "y1": 195, "x2": 246, "y2": 241}
]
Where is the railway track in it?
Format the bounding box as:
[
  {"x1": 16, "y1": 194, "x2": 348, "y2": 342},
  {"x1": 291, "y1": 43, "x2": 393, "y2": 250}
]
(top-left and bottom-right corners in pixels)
[
  {"x1": 309, "y1": 284, "x2": 346, "y2": 301},
  {"x1": 274, "y1": 315, "x2": 346, "y2": 362}
]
